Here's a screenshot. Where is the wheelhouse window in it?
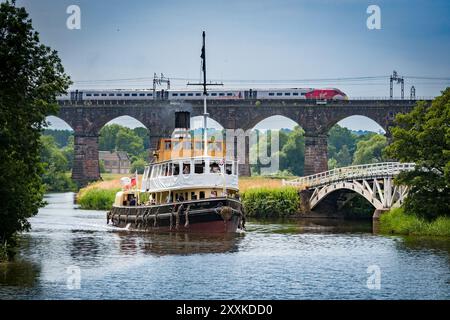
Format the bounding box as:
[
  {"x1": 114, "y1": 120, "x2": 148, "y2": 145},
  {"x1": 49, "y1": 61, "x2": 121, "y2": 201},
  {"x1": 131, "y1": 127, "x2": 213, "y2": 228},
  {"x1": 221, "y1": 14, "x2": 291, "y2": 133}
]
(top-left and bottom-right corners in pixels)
[
  {"x1": 191, "y1": 192, "x2": 197, "y2": 200},
  {"x1": 164, "y1": 141, "x2": 171, "y2": 150},
  {"x1": 199, "y1": 191, "x2": 205, "y2": 199},
  {"x1": 194, "y1": 160, "x2": 205, "y2": 174},
  {"x1": 182, "y1": 162, "x2": 191, "y2": 175},
  {"x1": 210, "y1": 161, "x2": 221, "y2": 173},
  {"x1": 226, "y1": 163, "x2": 232, "y2": 175},
  {"x1": 173, "y1": 163, "x2": 180, "y2": 175}
]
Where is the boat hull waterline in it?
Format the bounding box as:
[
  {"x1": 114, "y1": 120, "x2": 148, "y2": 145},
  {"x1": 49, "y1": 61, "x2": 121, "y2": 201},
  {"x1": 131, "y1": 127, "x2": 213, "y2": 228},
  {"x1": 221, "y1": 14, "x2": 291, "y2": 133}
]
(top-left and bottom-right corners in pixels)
[{"x1": 107, "y1": 198, "x2": 245, "y2": 233}]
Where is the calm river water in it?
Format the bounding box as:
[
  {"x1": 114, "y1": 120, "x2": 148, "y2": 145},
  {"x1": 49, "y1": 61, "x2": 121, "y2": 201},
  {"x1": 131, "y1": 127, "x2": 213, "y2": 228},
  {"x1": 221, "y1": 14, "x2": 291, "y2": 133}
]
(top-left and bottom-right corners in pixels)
[{"x1": 0, "y1": 193, "x2": 449, "y2": 300}]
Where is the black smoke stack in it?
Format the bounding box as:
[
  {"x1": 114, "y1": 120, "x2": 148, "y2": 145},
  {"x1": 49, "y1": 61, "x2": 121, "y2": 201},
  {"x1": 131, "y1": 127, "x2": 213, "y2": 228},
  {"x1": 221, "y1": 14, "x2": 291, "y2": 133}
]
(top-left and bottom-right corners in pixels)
[{"x1": 175, "y1": 111, "x2": 190, "y2": 129}]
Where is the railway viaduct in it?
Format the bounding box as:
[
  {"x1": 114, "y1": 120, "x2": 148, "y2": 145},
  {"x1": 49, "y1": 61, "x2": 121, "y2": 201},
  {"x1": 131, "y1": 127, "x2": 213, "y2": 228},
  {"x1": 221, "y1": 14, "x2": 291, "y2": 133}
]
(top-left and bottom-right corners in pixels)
[{"x1": 56, "y1": 99, "x2": 422, "y2": 186}]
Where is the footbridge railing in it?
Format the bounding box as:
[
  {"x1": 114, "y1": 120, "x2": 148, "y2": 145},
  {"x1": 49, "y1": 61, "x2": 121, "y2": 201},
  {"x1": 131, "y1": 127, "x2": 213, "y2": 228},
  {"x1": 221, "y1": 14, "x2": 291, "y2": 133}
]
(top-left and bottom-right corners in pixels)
[{"x1": 282, "y1": 162, "x2": 415, "y2": 189}]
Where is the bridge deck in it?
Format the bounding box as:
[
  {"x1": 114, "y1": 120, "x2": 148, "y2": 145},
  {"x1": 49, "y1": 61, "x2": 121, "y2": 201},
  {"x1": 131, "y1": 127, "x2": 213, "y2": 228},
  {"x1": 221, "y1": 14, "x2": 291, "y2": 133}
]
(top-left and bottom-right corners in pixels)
[{"x1": 283, "y1": 162, "x2": 415, "y2": 189}]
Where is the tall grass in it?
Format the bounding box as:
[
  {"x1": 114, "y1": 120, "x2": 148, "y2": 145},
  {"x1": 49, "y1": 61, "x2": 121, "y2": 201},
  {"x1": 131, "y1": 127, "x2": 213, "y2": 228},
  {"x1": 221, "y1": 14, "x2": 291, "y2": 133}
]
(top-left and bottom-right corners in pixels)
[
  {"x1": 242, "y1": 187, "x2": 300, "y2": 218},
  {"x1": 77, "y1": 188, "x2": 120, "y2": 210},
  {"x1": 380, "y1": 207, "x2": 450, "y2": 237}
]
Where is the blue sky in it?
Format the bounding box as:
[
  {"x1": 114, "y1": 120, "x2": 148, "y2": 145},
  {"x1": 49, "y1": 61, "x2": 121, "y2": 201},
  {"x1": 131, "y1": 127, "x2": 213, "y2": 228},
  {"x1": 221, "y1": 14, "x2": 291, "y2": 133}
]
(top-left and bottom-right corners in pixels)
[{"x1": 14, "y1": 0, "x2": 450, "y2": 131}]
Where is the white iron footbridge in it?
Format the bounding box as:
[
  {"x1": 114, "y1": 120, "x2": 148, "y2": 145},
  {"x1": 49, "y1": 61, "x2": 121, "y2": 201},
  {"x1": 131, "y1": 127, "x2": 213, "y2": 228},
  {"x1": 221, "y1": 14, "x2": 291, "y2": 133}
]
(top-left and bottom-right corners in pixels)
[{"x1": 282, "y1": 162, "x2": 415, "y2": 211}]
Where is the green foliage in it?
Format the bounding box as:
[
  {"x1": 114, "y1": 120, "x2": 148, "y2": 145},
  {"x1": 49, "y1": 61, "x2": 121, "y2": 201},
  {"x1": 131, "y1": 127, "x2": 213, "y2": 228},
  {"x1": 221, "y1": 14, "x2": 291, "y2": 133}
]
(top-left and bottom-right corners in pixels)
[
  {"x1": 279, "y1": 126, "x2": 305, "y2": 176},
  {"x1": 251, "y1": 124, "x2": 386, "y2": 176},
  {"x1": 40, "y1": 135, "x2": 76, "y2": 192},
  {"x1": 385, "y1": 88, "x2": 450, "y2": 220},
  {"x1": 133, "y1": 127, "x2": 150, "y2": 150},
  {"x1": 77, "y1": 188, "x2": 120, "y2": 210},
  {"x1": 99, "y1": 160, "x2": 106, "y2": 173},
  {"x1": 130, "y1": 158, "x2": 147, "y2": 174},
  {"x1": 380, "y1": 208, "x2": 450, "y2": 237},
  {"x1": 42, "y1": 129, "x2": 73, "y2": 147},
  {"x1": 99, "y1": 124, "x2": 148, "y2": 172},
  {"x1": 242, "y1": 187, "x2": 300, "y2": 218},
  {"x1": 0, "y1": 1, "x2": 71, "y2": 259},
  {"x1": 353, "y1": 134, "x2": 387, "y2": 165}
]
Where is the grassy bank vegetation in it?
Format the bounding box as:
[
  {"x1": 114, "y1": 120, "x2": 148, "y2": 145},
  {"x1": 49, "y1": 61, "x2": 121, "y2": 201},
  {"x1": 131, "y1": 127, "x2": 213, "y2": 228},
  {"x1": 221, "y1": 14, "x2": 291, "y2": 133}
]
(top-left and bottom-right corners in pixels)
[
  {"x1": 241, "y1": 187, "x2": 300, "y2": 218},
  {"x1": 76, "y1": 176, "x2": 291, "y2": 212},
  {"x1": 380, "y1": 208, "x2": 450, "y2": 237},
  {"x1": 77, "y1": 188, "x2": 120, "y2": 210}
]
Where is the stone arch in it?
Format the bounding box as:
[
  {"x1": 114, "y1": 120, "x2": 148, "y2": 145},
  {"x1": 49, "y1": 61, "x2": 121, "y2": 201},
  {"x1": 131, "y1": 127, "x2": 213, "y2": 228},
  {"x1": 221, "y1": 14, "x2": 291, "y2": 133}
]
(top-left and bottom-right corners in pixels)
[
  {"x1": 45, "y1": 115, "x2": 74, "y2": 131},
  {"x1": 98, "y1": 115, "x2": 151, "y2": 175},
  {"x1": 328, "y1": 115, "x2": 386, "y2": 134},
  {"x1": 190, "y1": 115, "x2": 224, "y2": 130},
  {"x1": 323, "y1": 112, "x2": 389, "y2": 135},
  {"x1": 251, "y1": 115, "x2": 299, "y2": 130}
]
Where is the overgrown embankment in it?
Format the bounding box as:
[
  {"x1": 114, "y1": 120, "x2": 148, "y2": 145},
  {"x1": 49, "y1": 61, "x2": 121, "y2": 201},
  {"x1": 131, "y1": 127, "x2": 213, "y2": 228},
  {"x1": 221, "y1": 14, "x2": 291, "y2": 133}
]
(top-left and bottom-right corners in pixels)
[
  {"x1": 241, "y1": 187, "x2": 300, "y2": 218},
  {"x1": 75, "y1": 176, "x2": 297, "y2": 215},
  {"x1": 380, "y1": 208, "x2": 450, "y2": 237}
]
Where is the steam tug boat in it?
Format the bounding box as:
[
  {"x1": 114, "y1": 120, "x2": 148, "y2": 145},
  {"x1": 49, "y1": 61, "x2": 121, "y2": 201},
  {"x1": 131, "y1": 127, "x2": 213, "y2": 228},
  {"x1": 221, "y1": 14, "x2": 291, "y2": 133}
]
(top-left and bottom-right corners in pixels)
[
  {"x1": 107, "y1": 128, "x2": 244, "y2": 233},
  {"x1": 107, "y1": 31, "x2": 244, "y2": 233}
]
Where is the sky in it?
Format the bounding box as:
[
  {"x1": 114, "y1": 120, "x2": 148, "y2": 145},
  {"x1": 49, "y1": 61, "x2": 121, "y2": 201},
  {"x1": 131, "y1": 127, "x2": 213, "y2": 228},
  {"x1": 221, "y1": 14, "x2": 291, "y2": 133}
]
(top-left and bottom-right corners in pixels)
[{"x1": 13, "y1": 0, "x2": 450, "y2": 132}]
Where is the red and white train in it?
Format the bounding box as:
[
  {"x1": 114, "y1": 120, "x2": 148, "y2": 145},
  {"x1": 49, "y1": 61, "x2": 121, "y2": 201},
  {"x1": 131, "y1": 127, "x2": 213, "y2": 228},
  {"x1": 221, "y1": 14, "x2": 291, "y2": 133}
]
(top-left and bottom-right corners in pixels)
[{"x1": 60, "y1": 88, "x2": 347, "y2": 101}]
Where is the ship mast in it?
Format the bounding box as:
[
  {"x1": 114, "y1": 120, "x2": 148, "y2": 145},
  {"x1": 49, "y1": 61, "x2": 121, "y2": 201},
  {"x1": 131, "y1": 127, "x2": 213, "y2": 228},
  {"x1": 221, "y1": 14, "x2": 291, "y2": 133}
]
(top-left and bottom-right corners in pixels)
[
  {"x1": 188, "y1": 31, "x2": 222, "y2": 157},
  {"x1": 201, "y1": 31, "x2": 208, "y2": 157}
]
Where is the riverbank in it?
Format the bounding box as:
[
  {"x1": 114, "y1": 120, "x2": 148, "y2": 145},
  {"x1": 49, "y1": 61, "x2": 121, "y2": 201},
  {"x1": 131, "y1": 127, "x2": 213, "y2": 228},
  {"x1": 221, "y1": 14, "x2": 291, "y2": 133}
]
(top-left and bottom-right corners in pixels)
[
  {"x1": 76, "y1": 175, "x2": 288, "y2": 211},
  {"x1": 380, "y1": 208, "x2": 450, "y2": 237}
]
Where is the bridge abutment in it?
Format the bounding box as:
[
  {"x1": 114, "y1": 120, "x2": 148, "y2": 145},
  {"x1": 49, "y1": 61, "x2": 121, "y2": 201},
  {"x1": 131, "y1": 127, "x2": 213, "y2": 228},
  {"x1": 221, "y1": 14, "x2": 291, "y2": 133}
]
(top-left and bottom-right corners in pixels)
[
  {"x1": 373, "y1": 209, "x2": 389, "y2": 221},
  {"x1": 72, "y1": 134, "x2": 101, "y2": 186},
  {"x1": 304, "y1": 134, "x2": 328, "y2": 175}
]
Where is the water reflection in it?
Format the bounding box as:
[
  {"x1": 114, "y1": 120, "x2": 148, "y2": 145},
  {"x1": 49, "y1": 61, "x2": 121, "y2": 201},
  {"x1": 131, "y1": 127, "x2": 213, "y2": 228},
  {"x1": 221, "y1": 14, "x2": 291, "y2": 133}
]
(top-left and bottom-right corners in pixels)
[
  {"x1": 0, "y1": 193, "x2": 448, "y2": 300},
  {"x1": 248, "y1": 218, "x2": 373, "y2": 234},
  {"x1": 114, "y1": 231, "x2": 243, "y2": 256},
  {"x1": 69, "y1": 230, "x2": 110, "y2": 263},
  {"x1": 0, "y1": 260, "x2": 40, "y2": 287}
]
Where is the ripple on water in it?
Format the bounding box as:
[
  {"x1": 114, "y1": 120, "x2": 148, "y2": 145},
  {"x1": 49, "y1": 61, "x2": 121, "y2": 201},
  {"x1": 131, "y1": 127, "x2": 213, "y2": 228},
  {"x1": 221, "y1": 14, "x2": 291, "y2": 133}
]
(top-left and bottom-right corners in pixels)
[{"x1": 0, "y1": 193, "x2": 449, "y2": 300}]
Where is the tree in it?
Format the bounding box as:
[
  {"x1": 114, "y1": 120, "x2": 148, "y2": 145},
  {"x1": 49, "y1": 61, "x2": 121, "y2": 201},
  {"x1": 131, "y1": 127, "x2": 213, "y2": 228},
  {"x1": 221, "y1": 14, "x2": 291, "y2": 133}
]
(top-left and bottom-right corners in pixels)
[
  {"x1": 130, "y1": 158, "x2": 147, "y2": 174},
  {"x1": 385, "y1": 88, "x2": 450, "y2": 220},
  {"x1": 99, "y1": 124, "x2": 122, "y2": 151},
  {"x1": 116, "y1": 129, "x2": 145, "y2": 156},
  {"x1": 352, "y1": 134, "x2": 387, "y2": 165},
  {"x1": 40, "y1": 136, "x2": 75, "y2": 192},
  {"x1": 279, "y1": 126, "x2": 305, "y2": 176},
  {"x1": 0, "y1": 1, "x2": 71, "y2": 259}
]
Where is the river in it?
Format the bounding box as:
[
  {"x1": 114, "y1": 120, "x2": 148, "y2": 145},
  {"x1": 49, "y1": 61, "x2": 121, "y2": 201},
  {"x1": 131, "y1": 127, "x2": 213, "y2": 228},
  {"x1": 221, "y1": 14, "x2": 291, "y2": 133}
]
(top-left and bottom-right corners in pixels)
[{"x1": 0, "y1": 193, "x2": 449, "y2": 300}]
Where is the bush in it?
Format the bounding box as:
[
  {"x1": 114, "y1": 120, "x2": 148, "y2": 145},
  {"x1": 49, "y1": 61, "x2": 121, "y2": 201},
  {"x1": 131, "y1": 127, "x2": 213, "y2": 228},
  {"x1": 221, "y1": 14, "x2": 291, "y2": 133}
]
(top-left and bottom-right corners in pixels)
[
  {"x1": 242, "y1": 187, "x2": 300, "y2": 218},
  {"x1": 380, "y1": 207, "x2": 450, "y2": 237},
  {"x1": 77, "y1": 188, "x2": 120, "y2": 210}
]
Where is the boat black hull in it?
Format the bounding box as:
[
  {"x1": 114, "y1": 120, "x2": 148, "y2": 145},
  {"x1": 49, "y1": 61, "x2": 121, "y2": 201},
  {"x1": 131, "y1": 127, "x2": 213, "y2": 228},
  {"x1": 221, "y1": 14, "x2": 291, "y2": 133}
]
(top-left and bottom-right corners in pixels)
[{"x1": 107, "y1": 198, "x2": 244, "y2": 233}]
